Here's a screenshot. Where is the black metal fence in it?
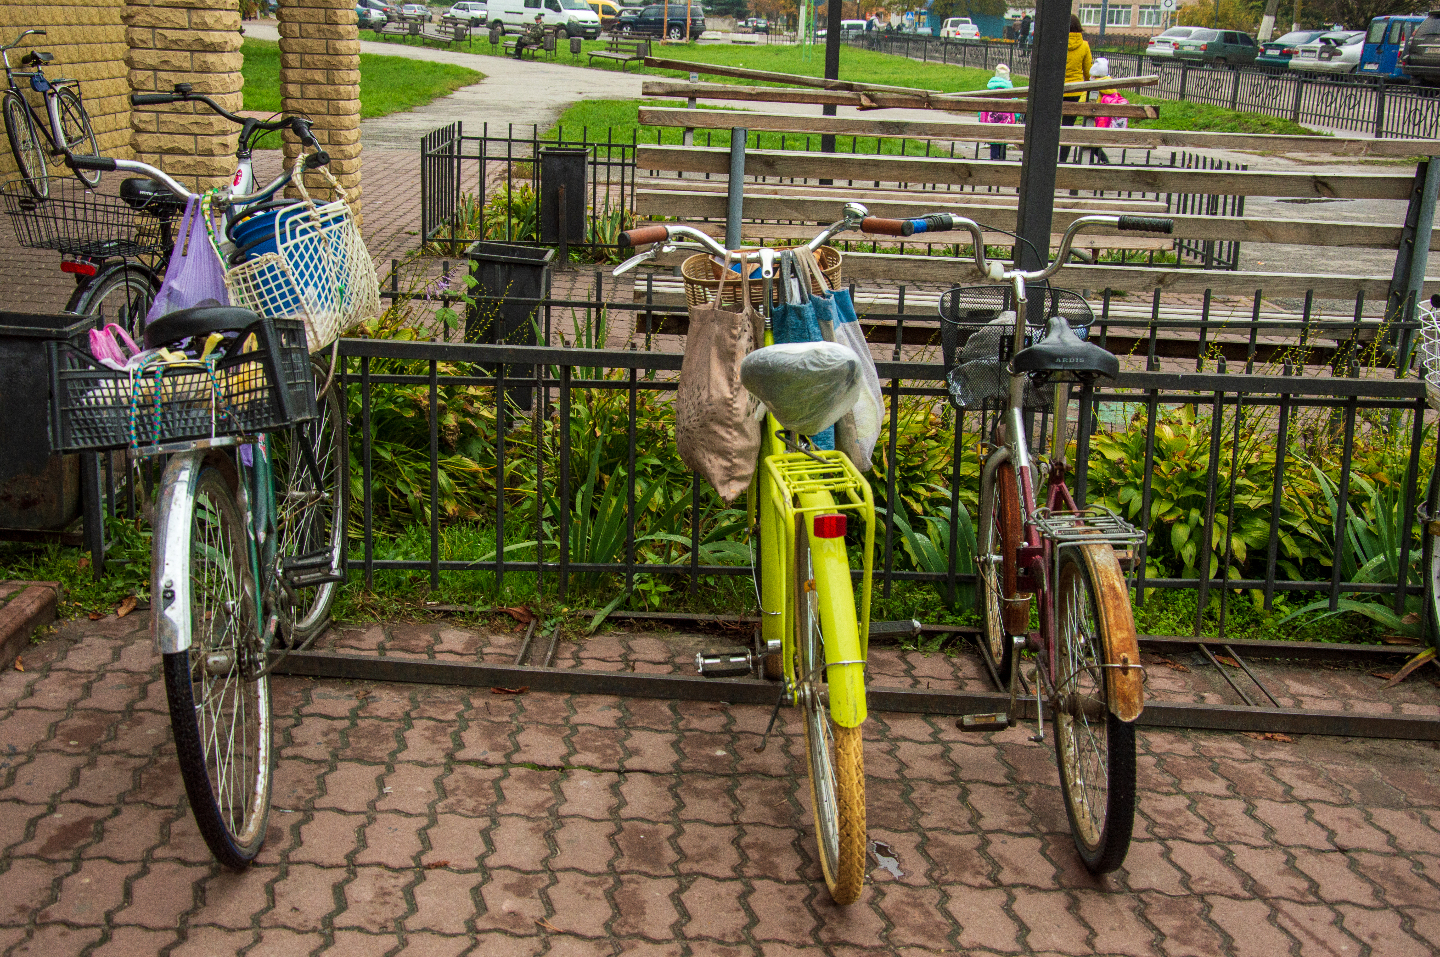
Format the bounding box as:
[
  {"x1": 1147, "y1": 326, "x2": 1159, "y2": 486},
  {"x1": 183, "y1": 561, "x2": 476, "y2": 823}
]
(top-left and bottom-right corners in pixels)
[
  {"x1": 338, "y1": 284, "x2": 1432, "y2": 639},
  {"x1": 853, "y1": 34, "x2": 1440, "y2": 140}
]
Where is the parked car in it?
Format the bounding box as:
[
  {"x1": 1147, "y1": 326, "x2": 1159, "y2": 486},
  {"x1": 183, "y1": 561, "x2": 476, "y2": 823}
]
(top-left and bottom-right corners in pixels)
[
  {"x1": 489, "y1": 0, "x2": 602, "y2": 38},
  {"x1": 1145, "y1": 25, "x2": 1200, "y2": 58},
  {"x1": 1360, "y1": 13, "x2": 1426, "y2": 81},
  {"x1": 839, "y1": 19, "x2": 866, "y2": 39},
  {"x1": 1172, "y1": 28, "x2": 1259, "y2": 66},
  {"x1": 1400, "y1": 11, "x2": 1440, "y2": 86},
  {"x1": 356, "y1": 3, "x2": 388, "y2": 28},
  {"x1": 1256, "y1": 29, "x2": 1328, "y2": 69},
  {"x1": 740, "y1": 17, "x2": 768, "y2": 34},
  {"x1": 940, "y1": 17, "x2": 979, "y2": 39},
  {"x1": 401, "y1": 3, "x2": 431, "y2": 19},
  {"x1": 446, "y1": 1, "x2": 487, "y2": 22},
  {"x1": 1289, "y1": 30, "x2": 1366, "y2": 74},
  {"x1": 616, "y1": 2, "x2": 704, "y2": 39},
  {"x1": 360, "y1": 0, "x2": 400, "y2": 16},
  {"x1": 588, "y1": 0, "x2": 620, "y2": 27}
]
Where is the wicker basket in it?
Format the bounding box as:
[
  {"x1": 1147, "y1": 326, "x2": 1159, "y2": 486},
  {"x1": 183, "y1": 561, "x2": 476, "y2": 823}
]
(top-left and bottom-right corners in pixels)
[{"x1": 681, "y1": 246, "x2": 842, "y2": 309}]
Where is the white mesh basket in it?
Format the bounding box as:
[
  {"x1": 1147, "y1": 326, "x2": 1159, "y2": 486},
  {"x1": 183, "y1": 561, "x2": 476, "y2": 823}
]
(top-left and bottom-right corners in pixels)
[
  {"x1": 1419, "y1": 300, "x2": 1440, "y2": 410},
  {"x1": 224, "y1": 173, "x2": 379, "y2": 353}
]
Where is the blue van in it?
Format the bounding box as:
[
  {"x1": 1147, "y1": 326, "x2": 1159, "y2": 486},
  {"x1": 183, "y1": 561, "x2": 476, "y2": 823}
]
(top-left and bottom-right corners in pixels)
[{"x1": 1359, "y1": 14, "x2": 1426, "y2": 80}]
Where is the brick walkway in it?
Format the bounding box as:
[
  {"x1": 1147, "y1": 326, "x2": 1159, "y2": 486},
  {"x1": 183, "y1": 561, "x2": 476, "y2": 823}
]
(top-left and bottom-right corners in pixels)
[{"x1": 4, "y1": 612, "x2": 1440, "y2": 955}]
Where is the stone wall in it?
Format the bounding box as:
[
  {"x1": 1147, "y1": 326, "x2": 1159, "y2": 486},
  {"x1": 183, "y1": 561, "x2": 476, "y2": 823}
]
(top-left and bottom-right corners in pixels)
[
  {"x1": 278, "y1": 0, "x2": 361, "y2": 214},
  {"x1": 0, "y1": 3, "x2": 131, "y2": 185}
]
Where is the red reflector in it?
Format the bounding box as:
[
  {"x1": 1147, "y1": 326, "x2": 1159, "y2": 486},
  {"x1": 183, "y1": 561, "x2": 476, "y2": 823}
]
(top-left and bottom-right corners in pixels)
[
  {"x1": 60, "y1": 260, "x2": 97, "y2": 277},
  {"x1": 813, "y1": 514, "x2": 846, "y2": 539}
]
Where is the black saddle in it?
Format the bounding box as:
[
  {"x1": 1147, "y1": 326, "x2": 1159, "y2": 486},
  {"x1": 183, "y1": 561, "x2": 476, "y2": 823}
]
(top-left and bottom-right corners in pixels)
[
  {"x1": 1012, "y1": 315, "x2": 1118, "y2": 380},
  {"x1": 143, "y1": 305, "x2": 261, "y2": 350},
  {"x1": 21, "y1": 51, "x2": 52, "y2": 66},
  {"x1": 119, "y1": 177, "x2": 187, "y2": 217}
]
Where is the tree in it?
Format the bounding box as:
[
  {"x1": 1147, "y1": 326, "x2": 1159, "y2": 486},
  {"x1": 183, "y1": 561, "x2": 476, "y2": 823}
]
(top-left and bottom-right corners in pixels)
[
  {"x1": 1176, "y1": 0, "x2": 1263, "y2": 30},
  {"x1": 1305, "y1": 0, "x2": 1429, "y2": 30},
  {"x1": 707, "y1": 0, "x2": 750, "y2": 16},
  {"x1": 928, "y1": 0, "x2": 1009, "y2": 18}
]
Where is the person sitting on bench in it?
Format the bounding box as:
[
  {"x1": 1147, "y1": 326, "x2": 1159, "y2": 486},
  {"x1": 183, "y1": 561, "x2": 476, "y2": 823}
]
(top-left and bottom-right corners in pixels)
[{"x1": 513, "y1": 13, "x2": 545, "y2": 58}]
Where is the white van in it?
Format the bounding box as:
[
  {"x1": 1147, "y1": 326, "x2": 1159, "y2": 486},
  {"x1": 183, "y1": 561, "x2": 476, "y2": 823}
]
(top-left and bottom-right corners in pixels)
[{"x1": 489, "y1": 0, "x2": 601, "y2": 38}]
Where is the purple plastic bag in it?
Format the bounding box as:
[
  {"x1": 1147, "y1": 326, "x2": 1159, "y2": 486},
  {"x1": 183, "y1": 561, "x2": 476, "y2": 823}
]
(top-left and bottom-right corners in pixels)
[{"x1": 145, "y1": 196, "x2": 230, "y2": 324}]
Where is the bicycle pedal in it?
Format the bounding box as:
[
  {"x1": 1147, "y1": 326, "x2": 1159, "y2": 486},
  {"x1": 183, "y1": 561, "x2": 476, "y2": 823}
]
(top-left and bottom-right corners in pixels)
[
  {"x1": 285, "y1": 569, "x2": 345, "y2": 588},
  {"x1": 695, "y1": 647, "x2": 753, "y2": 678},
  {"x1": 958, "y1": 712, "x2": 1012, "y2": 731},
  {"x1": 281, "y1": 551, "x2": 342, "y2": 588}
]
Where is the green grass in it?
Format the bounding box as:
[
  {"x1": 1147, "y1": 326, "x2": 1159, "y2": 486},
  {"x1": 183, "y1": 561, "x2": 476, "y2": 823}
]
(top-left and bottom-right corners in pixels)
[
  {"x1": 1131, "y1": 95, "x2": 1325, "y2": 137},
  {"x1": 240, "y1": 37, "x2": 483, "y2": 119}
]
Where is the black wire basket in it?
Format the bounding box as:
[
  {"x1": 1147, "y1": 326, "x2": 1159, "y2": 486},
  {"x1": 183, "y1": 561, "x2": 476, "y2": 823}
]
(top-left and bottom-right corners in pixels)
[
  {"x1": 47, "y1": 317, "x2": 316, "y2": 453},
  {"x1": 2, "y1": 177, "x2": 171, "y2": 260}
]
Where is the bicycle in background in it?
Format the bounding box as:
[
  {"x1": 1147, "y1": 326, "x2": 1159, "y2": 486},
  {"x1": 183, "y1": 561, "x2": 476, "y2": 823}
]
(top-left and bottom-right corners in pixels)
[
  {"x1": 1, "y1": 29, "x2": 100, "y2": 199},
  {"x1": 870, "y1": 210, "x2": 1173, "y2": 873}
]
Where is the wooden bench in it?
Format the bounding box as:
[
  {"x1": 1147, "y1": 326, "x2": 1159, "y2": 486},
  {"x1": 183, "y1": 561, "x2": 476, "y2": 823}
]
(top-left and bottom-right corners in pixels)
[
  {"x1": 588, "y1": 37, "x2": 649, "y2": 71},
  {"x1": 422, "y1": 15, "x2": 479, "y2": 45}
]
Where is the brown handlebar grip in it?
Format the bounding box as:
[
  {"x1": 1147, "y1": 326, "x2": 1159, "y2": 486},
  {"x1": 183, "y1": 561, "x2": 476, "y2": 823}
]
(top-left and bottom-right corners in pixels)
[
  {"x1": 861, "y1": 217, "x2": 908, "y2": 236},
  {"x1": 618, "y1": 225, "x2": 671, "y2": 247}
]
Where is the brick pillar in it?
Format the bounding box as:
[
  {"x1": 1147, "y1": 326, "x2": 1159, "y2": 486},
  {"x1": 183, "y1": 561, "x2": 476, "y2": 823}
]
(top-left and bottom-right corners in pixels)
[
  {"x1": 278, "y1": 0, "x2": 362, "y2": 217},
  {"x1": 125, "y1": 0, "x2": 243, "y2": 191}
]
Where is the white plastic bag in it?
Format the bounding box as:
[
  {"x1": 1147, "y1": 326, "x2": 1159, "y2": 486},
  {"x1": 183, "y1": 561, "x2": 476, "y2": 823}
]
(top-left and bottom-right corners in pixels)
[
  {"x1": 797, "y1": 247, "x2": 883, "y2": 468},
  {"x1": 740, "y1": 341, "x2": 863, "y2": 437}
]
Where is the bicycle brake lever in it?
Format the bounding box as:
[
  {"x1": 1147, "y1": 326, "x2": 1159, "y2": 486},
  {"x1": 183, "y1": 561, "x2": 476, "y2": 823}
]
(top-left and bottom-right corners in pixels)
[{"x1": 612, "y1": 247, "x2": 657, "y2": 277}]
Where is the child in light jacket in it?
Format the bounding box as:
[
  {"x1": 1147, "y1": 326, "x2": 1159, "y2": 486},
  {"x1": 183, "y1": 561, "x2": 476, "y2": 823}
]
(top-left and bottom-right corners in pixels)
[{"x1": 979, "y1": 63, "x2": 1015, "y2": 161}]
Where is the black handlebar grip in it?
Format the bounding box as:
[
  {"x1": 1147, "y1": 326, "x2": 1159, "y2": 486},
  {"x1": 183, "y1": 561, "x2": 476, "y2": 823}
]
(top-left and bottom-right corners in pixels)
[
  {"x1": 69, "y1": 156, "x2": 117, "y2": 171},
  {"x1": 618, "y1": 225, "x2": 670, "y2": 247},
  {"x1": 1117, "y1": 215, "x2": 1175, "y2": 234},
  {"x1": 303, "y1": 150, "x2": 331, "y2": 170},
  {"x1": 131, "y1": 93, "x2": 180, "y2": 106},
  {"x1": 861, "y1": 217, "x2": 909, "y2": 236}
]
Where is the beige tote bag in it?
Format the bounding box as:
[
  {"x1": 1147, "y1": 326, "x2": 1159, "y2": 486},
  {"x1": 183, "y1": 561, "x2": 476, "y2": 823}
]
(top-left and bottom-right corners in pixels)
[{"x1": 675, "y1": 258, "x2": 765, "y2": 503}]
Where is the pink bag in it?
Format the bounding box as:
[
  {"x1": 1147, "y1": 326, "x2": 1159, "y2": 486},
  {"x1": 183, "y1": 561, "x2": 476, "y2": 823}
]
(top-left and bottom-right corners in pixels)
[
  {"x1": 144, "y1": 196, "x2": 230, "y2": 324},
  {"x1": 979, "y1": 110, "x2": 1016, "y2": 125},
  {"x1": 88, "y1": 323, "x2": 141, "y2": 369},
  {"x1": 1096, "y1": 92, "x2": 1129, "y2": 130}
]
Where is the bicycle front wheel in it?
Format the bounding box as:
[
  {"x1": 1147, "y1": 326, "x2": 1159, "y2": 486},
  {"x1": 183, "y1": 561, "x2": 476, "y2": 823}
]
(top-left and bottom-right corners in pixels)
[
  {"x1": 1053, "y1": 544, "x2": 1136, "y2": 875},
  {"x1": 270, "y1": 359, "x2": 348, "y2": 643},
  {"x1": 4, "y1": 92, "x2": 47, "y2": 199},
  {"x1": 56, "y1": 88, "x2": 100, "y2": 187},
  {"x1": 160, "y1": 463, "x2": 271, "y2": 869},
  {"x1": 795, "y1": 524, "x2": 866, "y2": 905},
  {"x1": 977, "y1": 457, "x2": 1022, "y2": 682}
]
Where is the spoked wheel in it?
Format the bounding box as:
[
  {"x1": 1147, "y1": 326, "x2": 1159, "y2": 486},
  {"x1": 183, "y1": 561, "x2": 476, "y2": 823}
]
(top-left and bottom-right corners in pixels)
[
  {"x1": 1053, "y1": 546, "x2": 1136, "y2": 875},
  {"x1": 269, "y1": 358, "x2": 348, "y2": 645},
  {"x1": 795, "y1": 523, "x2": 866, "y2": 905},
  {"x1": 668, "y1": 25, "x2": 683, "y2": 40},
  {"x1": 56, "y1": 88, "x2": 100, "y2": 187},
  {"x1": 162, "y1": 465, "x2": 271, "y2": 870},
  {"x1": 66, "y1": 264, "x2": 158, "y2": 342},
  {"x1": 4, "y1": 91, "x2": 47, "y2": 200},
  {"x1": 977, "y1": 459, "x2": 1023, "y2": 682},
  {"x1": 1423, "y1": 462, "x2": 1440, "y2": 647}
]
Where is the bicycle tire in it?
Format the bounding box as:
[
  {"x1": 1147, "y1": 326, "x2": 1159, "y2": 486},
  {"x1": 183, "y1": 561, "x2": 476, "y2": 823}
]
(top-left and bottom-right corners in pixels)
[
  {"x1": 795, "y1": 524, "x2": 866, "y2": 905},
  {"x1": 270, "y1": 359, "x2": 348, "y2": 643},
  {"x1": 66, "y1": 263, "x2": 158, "y2": 342},
  {"x1": 56, "y1": 88, "x2": 100, "y2": 187},
  {"x1": 161, "y1": 464, "x2": 271, "y2": 870},
  {"x1": 977, "y1": 458, "x2": 1022, "y2": 682},
  {"x1": 4, "y1": 91, "x2": 47, "y2": 200},
  {"x1": 1424, "y1": 461, "x2": 1440, "y2": 648},
  {"x1": 1053, "y1": 544, "x2": 1136, "y2": 875}
]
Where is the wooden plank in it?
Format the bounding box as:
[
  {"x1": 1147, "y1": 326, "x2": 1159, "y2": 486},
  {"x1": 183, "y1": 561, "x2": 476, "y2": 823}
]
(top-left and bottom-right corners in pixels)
[
  {"x1": 637, "y1": 177, "x2": 1169, "y2": 212},
  {"x1": 636, "y1": 107, "x2": 1440, "y2": 157},
  {"x1": 639, "y1": 81, "x2": 1159, "y2": 118},
  {"x1": 649, "y1": 217, "x2": 1171, "y2": 251},
  {"x1": 635, "y1": 145, "x2": 1415, "y2": 199},
  {"x1": 641, "y1": 56, "x2": 1156, "y2": 100}
]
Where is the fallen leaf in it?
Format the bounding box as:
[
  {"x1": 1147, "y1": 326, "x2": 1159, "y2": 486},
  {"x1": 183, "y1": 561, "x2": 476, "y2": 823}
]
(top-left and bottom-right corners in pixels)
[
  {"x1": 496, "y1": 605, "x2": 534, "y2": 624},
  {"x1": 116, "y1": 596, "x2": 138, "y2": 618},
  {"x1": 87, "y1": 611, "x2": 104, "y2": 621},
  {"x1": 492, "y1": 686, "x2": 529, "y2": 695},
  {"x1": 1381, "y1": 633, "x2": 1421, "y2": 645},
  {"x1": 1371, "y1": 671, "x2": 1396, "y2": 681},
  {"x1": 77, "y1": 555, "x2": 90, "y2": 571},
  {"x1": 423, "y1": 860, "x2": 449, "y2": 869},
  {"x1": 535, "y1": 917, "x2": 560, "y2": 933},
  {"x1": 1242, "y1": 731, "x2": 1294, "y2": 743},
  {"x1": 1152, "y1": 655, "x2": 1189, "y2": 673},
  {"x1": 13, "y1": 658, "x2": 22, "y2": 672},
  {"x1": 1215, "y1": 655, "x2": 1239, "y2": 668},
  {"x1": 1402, "y1": 612, "x2": 1421, "y2": 625}
]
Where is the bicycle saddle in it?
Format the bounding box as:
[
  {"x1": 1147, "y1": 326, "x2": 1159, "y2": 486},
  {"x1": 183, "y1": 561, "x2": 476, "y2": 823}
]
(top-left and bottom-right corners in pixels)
[
  {"x1": 1011, "y1": 314, "x2": 1118, "y2": 380},
  {"x1": 21, "y1": 51, "x2": 52, "y2": 66},
  {"x1": 120, "y1": 178, "x2": 186, "y2": 216},
  {"x1": 144, "y1": 305, "x2": 262, "y2": 350},
  {"x1": 740, "y1": 342, "x2": 863, "y2": 437}
]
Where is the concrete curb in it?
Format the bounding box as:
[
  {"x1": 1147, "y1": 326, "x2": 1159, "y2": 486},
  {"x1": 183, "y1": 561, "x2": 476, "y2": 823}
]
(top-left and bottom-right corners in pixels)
[{"x1": 0, "y1": 581, "x2": 59, "y2": 673}]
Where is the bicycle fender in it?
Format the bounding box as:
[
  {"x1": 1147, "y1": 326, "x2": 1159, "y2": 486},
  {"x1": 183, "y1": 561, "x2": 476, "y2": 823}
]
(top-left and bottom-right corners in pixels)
[
  {"x1": 809, "y1": 531, "x2": 867, "y2": 729},
  {"x1": 1078, "y1": 542, "x2": 1144, "y2": 723},
  {"x1": 152, "y1": 452, "x2": 206, "y2": 655}
]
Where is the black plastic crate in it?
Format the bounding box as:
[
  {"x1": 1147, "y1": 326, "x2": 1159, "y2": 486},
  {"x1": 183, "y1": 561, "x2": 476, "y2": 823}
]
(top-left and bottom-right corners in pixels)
[{"x1": 47, "y1": 317, "x2": 317, "y2": 453}]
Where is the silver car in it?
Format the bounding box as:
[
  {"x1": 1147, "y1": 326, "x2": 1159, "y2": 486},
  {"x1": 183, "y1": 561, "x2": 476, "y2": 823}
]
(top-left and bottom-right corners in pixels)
[
  {"x1": 1146, "y1": 25, "x2": 1199, "y2": 58},
  {"x1": 1289, "y1": 30, "x2": 1366, "y2": 73}
]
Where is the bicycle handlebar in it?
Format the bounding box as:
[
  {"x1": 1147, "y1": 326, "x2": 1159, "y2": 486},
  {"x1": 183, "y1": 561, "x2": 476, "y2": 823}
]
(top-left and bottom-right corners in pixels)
[{"x1": 130, "y1": 85, "x2": 324, "y2": 155}]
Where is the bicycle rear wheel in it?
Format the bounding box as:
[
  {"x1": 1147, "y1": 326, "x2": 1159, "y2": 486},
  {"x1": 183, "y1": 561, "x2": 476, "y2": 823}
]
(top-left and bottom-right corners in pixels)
[
  {"x1": 160, "y1": 463, "x2": 271, "y2": 869},
  {"x1": 795, "y1": 522, "x2": 866, "y2": 905},
  {"x1": 56, "y1": 88, "x2": 99, "y2": 187},
  {"x1": 1053, "y1": 544, "x2": 1136, "y2": 874},
  {"x1": 269, "y1": 359, "x2": 348, "y2": 644},
  {"x1": 4, "y1": 92, "x2": 47, "y2": 200},
  {"x1": 66, "y1": 263, "x2": 158, "y2": 342},
  {"x1": 977, "y1": 457, "x2": 1022, "y2": 682}
]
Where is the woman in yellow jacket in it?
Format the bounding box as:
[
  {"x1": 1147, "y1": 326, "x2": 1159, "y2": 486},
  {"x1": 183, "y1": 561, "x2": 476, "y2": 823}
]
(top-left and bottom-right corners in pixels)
[{"x1": 1058, "y1": 14, "x2": 1091, "y2": 163}]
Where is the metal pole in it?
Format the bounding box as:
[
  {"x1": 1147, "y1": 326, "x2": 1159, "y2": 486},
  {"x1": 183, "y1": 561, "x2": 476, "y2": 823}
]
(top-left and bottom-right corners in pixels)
[
  {"x1": 1099, "y1": 0, "x2": 1108, "y2": 40},
  {"x1": 1014, "y1": 0, "x2": 1070, "y2": 324},
  {"x1": 726, "y1": 128, "x2": 746, "y2": 250}
]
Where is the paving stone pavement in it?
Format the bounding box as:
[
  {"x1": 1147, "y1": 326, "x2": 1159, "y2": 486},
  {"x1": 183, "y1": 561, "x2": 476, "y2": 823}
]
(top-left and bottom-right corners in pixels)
[{"x1": 4, "y1": 612, "x2": 1440, "y2": 955}]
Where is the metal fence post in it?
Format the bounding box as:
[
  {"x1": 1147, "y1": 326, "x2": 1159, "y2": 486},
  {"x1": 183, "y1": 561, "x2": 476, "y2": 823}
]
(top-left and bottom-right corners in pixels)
[
  {"x1": 1291, "y1": 75, "x2": 1304, "y2": 123},
  {"x1": 726, "y1": 129, "x2": 746, "y2": 250},
  {"x1": 1373, "y1": 78, "x2": 1387, "y2": 138}
]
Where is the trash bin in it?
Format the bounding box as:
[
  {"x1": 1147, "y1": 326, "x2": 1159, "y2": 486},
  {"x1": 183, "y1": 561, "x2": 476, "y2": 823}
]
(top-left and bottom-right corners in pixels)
[
  {"x1": 465, "y1": 242, "x2": 555, "y2": 411},
  {"x1": 540, "y1": 148, "x2": 587, "y2": 248},
  {"x1": 569, "y1": 36, "x2": 583, "y2": 55},
  {"x1": 0, "y1": 312, "x2": 93, "y2": 529}
]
